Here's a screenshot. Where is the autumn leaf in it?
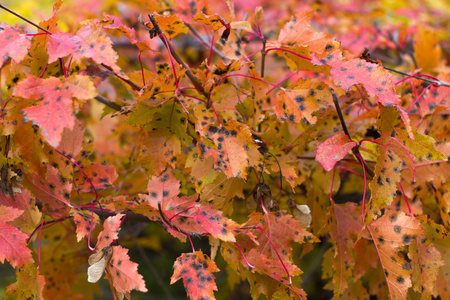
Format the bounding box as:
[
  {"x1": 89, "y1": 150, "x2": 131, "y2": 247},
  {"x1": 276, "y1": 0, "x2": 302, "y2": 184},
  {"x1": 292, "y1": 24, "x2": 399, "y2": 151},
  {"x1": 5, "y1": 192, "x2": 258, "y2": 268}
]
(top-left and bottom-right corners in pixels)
[
  {"x1": 100, "y1": 13, "x2": 154, "y2": 52},
  {"x1": 200, "y1": 120, "x2": 261, "y2": 179},
  {"x1": 70, "y1": 208, "x2": 100, "y2": 242},
  {"x1": 74, "y1": 161, "x2": 118, "y2": 192},
  {"x1": 316, "y1": 133, "x2": 357, "y2": 171},
  {"x1": 0, "y1": 205, "x2": 34, "y2": 268},
  {"x1": 4, "y1": 264, "x2": 45, "y2": 299},
  {"x1": 312, "y1": 51, "x2": 400, "y2": 107},
  {"x1": 367, "y1": 211, "x2": 424, "y2": 300},
  {"x1": 25, "y1": 165, "x2": 72, "y2": 217},
  {"x1": 170, "y1": 250, "x2": 220, "y2": 300},
  {"x1": 277, "y1": 11, "x2": 330, "y2": 52},
  {"x1": 408, "y1": 216, "x2": 446, "y2": 299},
  {"x1": 95, "y1": 214, "x2": 124, "y2": 251},
  {"x1": 194, "y1": 12, "x2": 225, "y2": 31},
  {"x1": 322, "y1": 202, "x2": 364, "y2": 297},
  {"x1": 106, "y1": 245, "x2": 148, "y2": 295},
  {"x1": 0, "y1": 189, "x2": 41, "y2": 236},
  {"x1": 0, "y1": 23, "x2": 32, "y2": 68},
  {"x1": 365, "y1": 135, "x2": 415, "y2": 224},
  {"x1": 13, "y1": 74, "x2": 97, "y2": 147},
  {"x1": 47, "y1": 25, "x2": 121, "y2": 73},
  {"x1": 152, "y1": 13, "x2": 189, "y2": 39}
]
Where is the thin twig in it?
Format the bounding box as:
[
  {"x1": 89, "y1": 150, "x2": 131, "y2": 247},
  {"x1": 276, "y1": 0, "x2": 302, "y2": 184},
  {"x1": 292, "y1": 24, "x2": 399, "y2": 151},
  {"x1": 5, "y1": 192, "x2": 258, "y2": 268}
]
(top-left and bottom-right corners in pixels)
[
  {"x1": 148, "y1": 15, "x2": 209, "y2": 100},
  {"x1": 260, "y1": 39, "x2": 267, "y2": 77},
  {"x1": 94, "y1": 95, "x2": 122, "y2": 111},
  {"x1": 332, "y1": 94, "x2": 375, "y2": 178},
  {"x1": 186, "y1": 24, "x2": 227, "y2": 60},
  {"x1": 383, "y1": 66, "x2": 450, "y2": 87},
  {"x1": 0, "y1": 4, "x2": 51, "y2": 33}
]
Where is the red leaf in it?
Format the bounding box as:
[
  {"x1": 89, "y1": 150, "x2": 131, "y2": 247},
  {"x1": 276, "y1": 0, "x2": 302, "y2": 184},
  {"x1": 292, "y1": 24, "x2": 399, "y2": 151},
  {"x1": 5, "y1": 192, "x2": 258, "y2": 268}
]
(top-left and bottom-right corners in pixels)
[
  {"x1": 140, "y1": 170, "x2": 239, "y2": 242},
  {"x1": 170, "y1": 250, "x2": 220, "y2": 300},
  {"x1": 0, "y1": 23, "x2": 32, "y2": 68},
  {"x1": 47, "y1": 25, "x2": 121, "y2": 73},
  {"x1": 95, "y1": 214, "x2": 124, "y2": 251},
  {"x1": 0, "y1": 205, "x2": 34, "y2": 268},
  {"x1": 106, "y1": 245, "x2": 147, "y2": 294},
  {"x1": 25, "y1": 165, "x2": 72, "y2": 217},
  {"x1": 74, "y1": 162, "x2": 118, "y2": 192},
  {"x1": 13, "y1": 74, "x2": 96, "y2": 147},
  {"x1": 313, "y1": 50, "x2": 400, "y2": 107},
  {"x1": 316, "y1": 133, "x2": 357, "y2": 171}
]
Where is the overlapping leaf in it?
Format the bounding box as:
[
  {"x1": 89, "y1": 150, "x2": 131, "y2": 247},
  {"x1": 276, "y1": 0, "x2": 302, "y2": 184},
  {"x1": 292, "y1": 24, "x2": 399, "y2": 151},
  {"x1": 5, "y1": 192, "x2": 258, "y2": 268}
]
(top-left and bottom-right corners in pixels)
[
  {"x1": 171, "y1": 251, "x2": 219, "y2": 300},
  {"x1": 13, "y1": 74, "x2": 96, "y2": 147}
]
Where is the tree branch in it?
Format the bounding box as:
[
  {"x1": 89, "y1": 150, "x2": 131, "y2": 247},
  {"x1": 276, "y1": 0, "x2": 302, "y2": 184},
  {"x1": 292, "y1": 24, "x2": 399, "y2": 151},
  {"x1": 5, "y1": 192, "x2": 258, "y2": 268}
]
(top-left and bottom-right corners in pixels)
[{"x1": 148, "y1": 15, "x2": 210, "y2": 100}]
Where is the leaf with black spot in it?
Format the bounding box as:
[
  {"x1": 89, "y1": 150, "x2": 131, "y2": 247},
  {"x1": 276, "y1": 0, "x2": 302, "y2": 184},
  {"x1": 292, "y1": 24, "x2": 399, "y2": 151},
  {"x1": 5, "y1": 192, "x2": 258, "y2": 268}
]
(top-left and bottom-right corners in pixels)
[{"x1": 171, "y1": 250, "x2": 219, "y2": 300}]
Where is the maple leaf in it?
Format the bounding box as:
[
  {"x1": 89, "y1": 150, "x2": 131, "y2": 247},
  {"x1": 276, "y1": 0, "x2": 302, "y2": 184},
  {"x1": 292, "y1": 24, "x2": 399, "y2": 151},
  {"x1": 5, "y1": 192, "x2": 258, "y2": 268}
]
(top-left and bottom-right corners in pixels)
[
  {"x1": 47, "y1": 25, "x2": 121, "y2": 73},
  {"x1": 100, "y1": 13, "x2": 154, "y2": 52},
  {"x1": 408, "y1": 216, "x2": 446, "y2": 299},
  {"x1": 194, "y1": 12, "x2": 226, "y2": 31},
  {"x1": 377, "y1": 106, "x2": 446, "y2": 162},
  {"x1": 277, "y1": 11, "x2": 330, "y2": 52},
  {"x1": 210, "y1": 83, "x2": 247, "y2": 111},
  {"x1": 365, "y1": 135, "x2": 415, "y2": 224},
  {"x1": 152, "y1": 13, "x2": 189, "y2": 39},
  {"x1": 312, "y1": 48, "x2": 400, "y2": 107},
  {"x1": 25, "y1": 165, "x2": 72, "y2": 217},
  {"x1": 95, "y1": 214, "x2": 124, "y2": 251},
  {"x1": 0, "y1": 23, "x2": 32, "y2": 68},
  {"x1": 321, "y1": 202, "x2": 364, "y2": 297},
  {"x1": 74, "y1": 161, "x2": 118, "y2": 192},
  {"x1": 106, "y1": 245, "x2": 148, "y2": 295},
  {"x1": 241, "y1": 211, "x2": 319, "y2": 263},
  {"x1": 199, "y1": 119, "x2": 261, "y2": 179},
  {"x1": 0, "y1": 189, "x2": 41, "y2": 236},
  {"x1": 5, "y1": 264, "x2": 45, "y2": 299},
  {"x1": 316, "y1": 133, "x2": 357, "y2": 171},
  {"x1": 367, "y1": 211, "x2": 424, "y2": 300},
  {"x1": 417, "y1": 73, "x2": 450, "y2": 117},
  {"x1": 170, "y1": 250, "x2": 220, "y2": 300},
  {"x1": 70, "y1": 208, "x2": 100, "y2": 242},
  {"x1": 186, "y1": 147, "x2": 218, "y2": 191},
  {"x1": 0, "y1": 205, "x2": 34, "y2": 268},
  {"x1": 140, "y1": 170, "x2": 240, "y2": 242},
  {"x1": 13, "y1": 74, "x2": 97, "y2": 147},
  {"x1": 200, "y1": 173, "x2": 244, "y2": 215},
  {"x1": 275, "y1": 88, "x2": 320, "y2": 124}
]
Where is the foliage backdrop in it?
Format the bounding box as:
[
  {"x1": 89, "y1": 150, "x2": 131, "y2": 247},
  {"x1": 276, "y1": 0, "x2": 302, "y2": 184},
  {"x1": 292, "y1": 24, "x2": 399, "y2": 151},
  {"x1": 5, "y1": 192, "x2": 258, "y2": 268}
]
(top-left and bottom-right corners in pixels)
[{"x1": 0, "y1": 0, "x2": 449, "y2": 299}]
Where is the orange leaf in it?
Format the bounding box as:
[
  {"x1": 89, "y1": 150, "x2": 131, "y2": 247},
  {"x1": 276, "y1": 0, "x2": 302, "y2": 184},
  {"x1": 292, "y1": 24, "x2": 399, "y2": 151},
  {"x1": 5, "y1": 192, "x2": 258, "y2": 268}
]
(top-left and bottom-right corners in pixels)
[
  {"x1": 106, "y1": 245, "x2": 147, "y2": 294},
  {"x1": 368, "y1": 211, "x2": 423, "y2": 300},
  {"x1": 170, "y1": 250, "x2": 220, "y2": 300}
]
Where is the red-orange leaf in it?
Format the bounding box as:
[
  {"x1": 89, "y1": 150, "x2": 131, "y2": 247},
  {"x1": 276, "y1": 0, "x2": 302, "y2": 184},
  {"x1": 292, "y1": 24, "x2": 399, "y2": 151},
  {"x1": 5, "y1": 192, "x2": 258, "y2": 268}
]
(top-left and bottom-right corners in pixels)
[
  {"x1": 313, "y1": 53, "x2": 400, "y2": 107},
  {"x1": 170, "y1": 250, "x2": 220, "y2": 300},
  {"x1": 70, "y1": 208, "x2": 100, "y2": 242},
  {"x1": 0, "y1": 205, "x2": 34, "y2": 268},
  {"x1": 106, "y1": 245, "x2": 147, "y2": 295},
  {"x1": 100, "y1": 13, "x2": 154, "y2": 52},
  {"x1": 13, "y1": 74, "x2": 96, "y2": 147},
  {"x1": 316, "y1": 133, "x2": 357, "y2": 171},
  {"x1": 0, "y1": 23, "x2": 31, "y2": 68},
  {"x1": 368, "y1": 211, "x2": 423, "y2": 300},
  {"x1": 95, "y1": 214, "x2": 124, "y2": 251},
  {"x1": 74, "y1": 162, "x2": 118, "y2": 192}
]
